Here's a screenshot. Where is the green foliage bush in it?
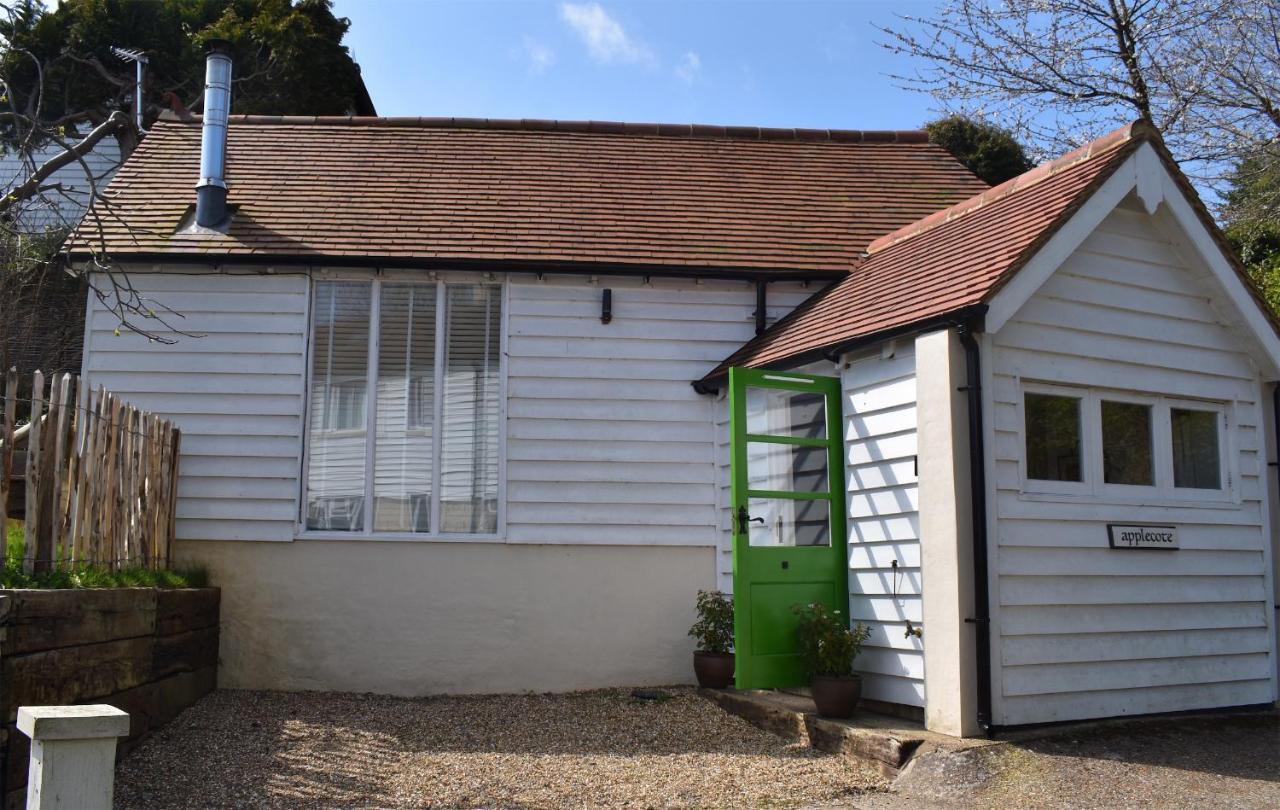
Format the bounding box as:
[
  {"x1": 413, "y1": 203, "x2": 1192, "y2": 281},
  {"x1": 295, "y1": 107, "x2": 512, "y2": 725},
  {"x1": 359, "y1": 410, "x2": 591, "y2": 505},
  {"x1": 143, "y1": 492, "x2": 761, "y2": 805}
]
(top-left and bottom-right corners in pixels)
[
  {"x1": 688, "y1": 589, "x2": 734, "y2": 653},
  {"x1": 1222, "y1": 148, "x2": 1280, "y2": 315},
  {"x1": 925, "y1": 115, "x2": 1035, "y2": 186},
  {"x1": 2, "y1": 521, "x2": 206, "y2": 589},
  {"x1": 793, "y1": 602, "x2": 870, "y2": 678}
]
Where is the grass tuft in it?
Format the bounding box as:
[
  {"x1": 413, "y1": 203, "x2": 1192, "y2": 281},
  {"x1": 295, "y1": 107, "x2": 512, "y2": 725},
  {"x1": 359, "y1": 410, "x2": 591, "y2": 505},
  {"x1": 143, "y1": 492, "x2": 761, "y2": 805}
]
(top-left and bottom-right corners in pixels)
[{"x1": 1, "y1": 520, "x2": 207, "y2": 589}]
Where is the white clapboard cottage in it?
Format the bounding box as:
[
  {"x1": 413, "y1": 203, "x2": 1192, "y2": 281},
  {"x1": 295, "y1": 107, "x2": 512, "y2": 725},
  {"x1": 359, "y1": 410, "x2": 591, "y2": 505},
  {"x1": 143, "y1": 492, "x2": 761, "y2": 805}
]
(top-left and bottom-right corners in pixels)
[{"x1": 68, "y1": 54, "x2": 1280, "y2": 737}]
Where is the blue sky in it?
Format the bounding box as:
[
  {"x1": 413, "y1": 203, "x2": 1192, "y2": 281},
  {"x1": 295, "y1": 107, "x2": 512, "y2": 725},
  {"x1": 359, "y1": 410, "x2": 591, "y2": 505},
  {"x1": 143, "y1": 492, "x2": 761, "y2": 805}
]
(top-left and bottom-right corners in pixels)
[{"x1": 331, "y1": 1, "x2": 945, "y2": 131}]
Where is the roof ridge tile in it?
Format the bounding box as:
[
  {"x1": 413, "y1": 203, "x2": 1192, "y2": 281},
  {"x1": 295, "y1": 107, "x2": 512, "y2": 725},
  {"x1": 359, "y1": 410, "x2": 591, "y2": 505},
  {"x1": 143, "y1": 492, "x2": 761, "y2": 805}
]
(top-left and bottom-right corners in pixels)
[
  {"x1": 864, "y1": 120, "x2": 1153, "y2": 256},
  {"x1": 154, "y1": 111, "x2": 930, "y2": 143}
]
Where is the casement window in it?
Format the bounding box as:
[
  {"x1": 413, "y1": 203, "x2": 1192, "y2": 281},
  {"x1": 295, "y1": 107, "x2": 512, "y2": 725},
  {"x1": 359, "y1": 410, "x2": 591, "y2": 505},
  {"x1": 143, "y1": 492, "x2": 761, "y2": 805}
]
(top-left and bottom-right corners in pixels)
[
  {"x1": 1021, "y1": 383, "x2": 1231, "y2": 502},
  {"x1": 303, "y1": 279, "x2": 503, "y2": 536},
  {"x1": 1024, "y1": 391, "x2": 1084, "y2": 484}
]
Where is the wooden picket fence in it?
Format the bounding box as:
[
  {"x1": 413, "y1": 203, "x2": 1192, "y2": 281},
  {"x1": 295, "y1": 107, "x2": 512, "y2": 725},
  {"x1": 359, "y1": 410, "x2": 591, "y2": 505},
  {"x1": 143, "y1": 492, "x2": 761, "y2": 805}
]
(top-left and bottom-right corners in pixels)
[{"x1": 0, "y1": 368, "x2": 181, "y2": 572}]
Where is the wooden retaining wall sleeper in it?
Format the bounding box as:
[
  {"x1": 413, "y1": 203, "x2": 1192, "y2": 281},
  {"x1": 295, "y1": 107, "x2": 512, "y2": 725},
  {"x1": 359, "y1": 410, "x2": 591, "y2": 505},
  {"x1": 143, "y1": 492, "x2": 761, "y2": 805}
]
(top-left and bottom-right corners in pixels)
[{"x1": 0, "y1": 587, "x2": 219, "y2": 809}]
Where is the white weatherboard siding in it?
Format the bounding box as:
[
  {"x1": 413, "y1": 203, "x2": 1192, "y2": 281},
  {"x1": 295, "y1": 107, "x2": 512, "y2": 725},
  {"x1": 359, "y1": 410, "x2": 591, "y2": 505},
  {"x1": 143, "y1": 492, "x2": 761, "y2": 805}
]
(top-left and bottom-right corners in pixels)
[
  {"x1": 84, "y1": 271, "x2": 813, "y2": 550},
  {"x1": 988, "y1": 203, "x2": 1277, "y2": 726},
  {"x1": 0, "y1": 137, "x2": 121, "y2": 232},
  {"x1": 842, "y1": 345, "x2": 924, "y2": 708},
  {"x1": 509, "y1": 275, "x2": 811, "y2": 547},
  {"x1": 82, "y1": 269, "x2": 309, "y2": 542}
]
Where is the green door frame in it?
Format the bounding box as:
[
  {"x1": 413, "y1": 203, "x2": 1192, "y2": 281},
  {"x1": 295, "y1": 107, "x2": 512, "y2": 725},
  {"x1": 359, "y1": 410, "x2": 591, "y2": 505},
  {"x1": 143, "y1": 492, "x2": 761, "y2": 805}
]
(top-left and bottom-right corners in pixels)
[{"x1": 729, "y1": 366, "x2": 848, "y2": 690}]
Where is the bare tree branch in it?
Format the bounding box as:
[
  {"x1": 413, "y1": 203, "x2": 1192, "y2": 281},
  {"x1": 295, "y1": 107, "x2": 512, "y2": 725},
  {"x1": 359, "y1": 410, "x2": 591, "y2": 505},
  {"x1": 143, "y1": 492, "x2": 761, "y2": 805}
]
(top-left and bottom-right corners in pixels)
[{"x1": 0, "y1": 110, "x2": 126, "y2": 216}]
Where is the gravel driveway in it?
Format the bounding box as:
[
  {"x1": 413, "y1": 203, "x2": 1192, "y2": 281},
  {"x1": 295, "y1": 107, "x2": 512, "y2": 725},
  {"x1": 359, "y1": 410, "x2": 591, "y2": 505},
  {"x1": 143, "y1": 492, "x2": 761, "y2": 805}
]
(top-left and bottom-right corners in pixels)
[
  {"x1": 114, "y1": 688, "x2": 886, "y2": 809},
  {"x1": 889, "y1": 711, "x2": 1280, "y2": 810}
]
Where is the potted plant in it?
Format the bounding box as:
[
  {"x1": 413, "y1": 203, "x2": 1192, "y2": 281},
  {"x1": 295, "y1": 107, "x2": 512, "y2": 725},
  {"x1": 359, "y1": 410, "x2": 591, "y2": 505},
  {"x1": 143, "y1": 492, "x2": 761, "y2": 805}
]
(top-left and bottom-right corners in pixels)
[
  {"x1": 793, "y1": 602, "x2": 871, "y2": 718},
  {"x1": 688, "y1": 590, "x2": 735, "y2": 688}
]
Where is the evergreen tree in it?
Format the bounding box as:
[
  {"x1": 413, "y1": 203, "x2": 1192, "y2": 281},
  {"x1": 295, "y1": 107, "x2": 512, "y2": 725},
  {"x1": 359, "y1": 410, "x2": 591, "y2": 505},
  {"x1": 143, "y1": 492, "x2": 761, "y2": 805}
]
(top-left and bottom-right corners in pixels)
[
  {"x1": 0, "y1": 0, "x2": 370, "y2": 158},
  {"x1": 925, "y1": 115, "x2": 1034, "y2": 186}
]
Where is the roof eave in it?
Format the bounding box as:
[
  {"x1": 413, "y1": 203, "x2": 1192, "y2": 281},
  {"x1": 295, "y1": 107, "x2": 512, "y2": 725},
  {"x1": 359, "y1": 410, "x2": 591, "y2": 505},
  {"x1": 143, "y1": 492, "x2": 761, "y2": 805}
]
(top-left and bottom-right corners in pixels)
[
  {"x1": 693, "y1": 304, "x2": 989, "y2": 394},
  {"x1": 61, "y1": 250, "x2": 852, "y2": 284}
]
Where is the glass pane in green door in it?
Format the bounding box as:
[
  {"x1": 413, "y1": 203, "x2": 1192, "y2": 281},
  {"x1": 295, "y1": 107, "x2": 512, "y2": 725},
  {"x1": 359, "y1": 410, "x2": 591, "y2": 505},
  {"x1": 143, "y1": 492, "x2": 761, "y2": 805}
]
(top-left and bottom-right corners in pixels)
[
  {"x1": 746, "y1": 497, "x2": 831, "y2": 547},
  {"x1": 746, "y1": 441, "x2": 829, "y2": 493},
  {"x1": 745, "y1": 386, "x2": 826, "y2": 438}
]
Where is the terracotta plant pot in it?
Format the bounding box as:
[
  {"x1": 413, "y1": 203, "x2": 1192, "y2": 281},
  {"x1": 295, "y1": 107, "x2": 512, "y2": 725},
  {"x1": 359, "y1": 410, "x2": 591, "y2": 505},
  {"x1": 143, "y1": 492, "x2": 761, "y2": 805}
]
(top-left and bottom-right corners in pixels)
[
  {"x1": 693, "y1": 651, "x2": 735, "y2": 688},
  {"x1": 811, "y1": 674, "x2": 862, "y2": 718}
]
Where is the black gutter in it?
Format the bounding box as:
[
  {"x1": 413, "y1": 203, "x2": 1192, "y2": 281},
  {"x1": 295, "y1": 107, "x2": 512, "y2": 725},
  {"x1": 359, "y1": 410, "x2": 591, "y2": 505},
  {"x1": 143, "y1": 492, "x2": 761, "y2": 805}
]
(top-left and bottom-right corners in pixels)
[
  {"x1": 957, "y1": 321, "x2": 993, "y2": 735},
  {"x1": 62, "y1": 251, "x2": 846, "y2": 285},
  {"x1": 692, "y1": 304, "x2": 989, "y2": 395}
]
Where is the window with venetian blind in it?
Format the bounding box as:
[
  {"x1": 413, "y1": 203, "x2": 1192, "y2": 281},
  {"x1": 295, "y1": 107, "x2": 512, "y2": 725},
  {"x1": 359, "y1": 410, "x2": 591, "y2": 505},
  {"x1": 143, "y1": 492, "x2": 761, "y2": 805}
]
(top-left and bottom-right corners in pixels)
[{"x1": 304, "y1": 280, "x2": 502, "y2": 535}]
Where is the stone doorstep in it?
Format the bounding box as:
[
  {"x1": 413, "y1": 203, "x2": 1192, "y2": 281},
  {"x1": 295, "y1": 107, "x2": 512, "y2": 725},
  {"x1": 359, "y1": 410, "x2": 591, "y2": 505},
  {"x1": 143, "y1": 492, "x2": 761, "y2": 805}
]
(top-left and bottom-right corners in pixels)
[{"x1": 699, "y1": 688, "x2": 987, "y2": 779}]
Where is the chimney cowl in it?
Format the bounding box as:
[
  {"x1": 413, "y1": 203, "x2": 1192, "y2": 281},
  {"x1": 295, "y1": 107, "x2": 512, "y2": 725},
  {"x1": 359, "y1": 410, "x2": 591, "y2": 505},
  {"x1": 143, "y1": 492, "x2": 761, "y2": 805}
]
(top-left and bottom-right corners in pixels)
[{"x1": 195, "y1": 39, "x2": 232, "y2": 229}]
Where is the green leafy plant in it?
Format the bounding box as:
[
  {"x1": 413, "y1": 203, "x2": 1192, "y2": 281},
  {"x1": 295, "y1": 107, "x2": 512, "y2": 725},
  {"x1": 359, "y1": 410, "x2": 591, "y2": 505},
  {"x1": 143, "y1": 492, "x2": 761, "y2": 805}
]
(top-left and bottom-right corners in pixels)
[
  {"x1": 688, "y1": 589, "x2": 734, "y2": 654},
  {"x1": 793, "y1": 602, "x2": 870, "y2": 678}
]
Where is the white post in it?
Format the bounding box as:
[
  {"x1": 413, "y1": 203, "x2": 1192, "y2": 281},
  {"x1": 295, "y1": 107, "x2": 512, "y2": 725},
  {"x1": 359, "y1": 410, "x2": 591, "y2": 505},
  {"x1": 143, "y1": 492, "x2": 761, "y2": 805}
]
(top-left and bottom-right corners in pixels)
[
  {"x1": 915, "y1": 329, "x2": 982, "y2": 737},
  {"x1": 17, "y1": 705, "x2": 130, "y2": 810}
]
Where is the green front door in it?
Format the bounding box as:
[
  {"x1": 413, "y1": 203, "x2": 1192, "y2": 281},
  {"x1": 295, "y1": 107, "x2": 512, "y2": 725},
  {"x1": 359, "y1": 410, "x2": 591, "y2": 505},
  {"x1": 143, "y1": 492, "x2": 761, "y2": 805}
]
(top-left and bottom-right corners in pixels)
[{"x1": 729, "y1": 367, "x2": 847, "y2": 690}]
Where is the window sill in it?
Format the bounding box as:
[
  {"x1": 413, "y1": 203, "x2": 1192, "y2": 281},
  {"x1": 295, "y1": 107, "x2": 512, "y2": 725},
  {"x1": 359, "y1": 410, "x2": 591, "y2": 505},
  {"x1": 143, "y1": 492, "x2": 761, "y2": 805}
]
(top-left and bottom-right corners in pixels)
[
  {"x1": 296, "y1": 531, "x2": 507, "y2": 544},
  {"x1": 1015, "y1": 491, "x2": 1239, "y2": 510}
]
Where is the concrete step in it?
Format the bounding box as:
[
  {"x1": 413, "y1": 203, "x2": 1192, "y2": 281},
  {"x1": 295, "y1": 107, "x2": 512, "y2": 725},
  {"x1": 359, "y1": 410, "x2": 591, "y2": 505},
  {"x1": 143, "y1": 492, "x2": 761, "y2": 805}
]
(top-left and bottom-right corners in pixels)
[{"x1": 700, "y1": 687, "x2": 974, "y2": 779}]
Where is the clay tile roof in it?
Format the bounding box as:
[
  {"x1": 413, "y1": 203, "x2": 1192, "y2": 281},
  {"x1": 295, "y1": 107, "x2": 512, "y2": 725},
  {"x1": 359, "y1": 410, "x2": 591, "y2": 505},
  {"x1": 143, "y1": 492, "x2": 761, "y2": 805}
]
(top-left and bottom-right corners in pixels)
[
  {"x1": 700, "y1": 122, "x2": 1153, "y2": 384},
  {"x1": 68, "y1": 116, "x2": 987, "y2": 275}
]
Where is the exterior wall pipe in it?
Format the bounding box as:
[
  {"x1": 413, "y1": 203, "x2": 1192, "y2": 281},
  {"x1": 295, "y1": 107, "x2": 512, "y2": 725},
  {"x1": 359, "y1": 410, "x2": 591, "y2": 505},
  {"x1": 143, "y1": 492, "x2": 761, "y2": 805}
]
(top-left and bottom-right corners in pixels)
[
  {"x1": 195, "y1": 40, "x2": 233, "y2": 229},
  {"x1": 1272, "y1": 382, "x2": 1279, "y2": 482},
  {"x1": 956, "y1": 322, "x2": 993, "y2": 734},
  {"x1": 754, "y1": 281, "x2": 767, "y2": 335}
]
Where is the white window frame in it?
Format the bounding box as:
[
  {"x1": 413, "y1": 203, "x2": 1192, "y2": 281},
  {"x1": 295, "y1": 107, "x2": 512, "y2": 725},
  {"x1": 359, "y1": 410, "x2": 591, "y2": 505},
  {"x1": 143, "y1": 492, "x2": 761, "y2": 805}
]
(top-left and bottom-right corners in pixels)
[
  {"x1": 297, "y1": 270, "x2": 509, "y2": 542},
  {"x1": 1163, "y1": 396, "x2": 1233, "y2": 503},
  {"x1": 1019, "y1": 382, "x2": 1091, "y2": 496},
  {"x1": 1018, "y1": 381, "x2": 1235, "y2": 506},
  {"x1": 1094, "y1": 390, "x2": 1160, "y2": 498}
]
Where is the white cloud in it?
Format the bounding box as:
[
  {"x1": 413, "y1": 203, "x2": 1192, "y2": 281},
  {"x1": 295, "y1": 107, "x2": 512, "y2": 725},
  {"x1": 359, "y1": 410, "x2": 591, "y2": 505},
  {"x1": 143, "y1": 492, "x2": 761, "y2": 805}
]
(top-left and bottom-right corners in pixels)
[
  {"x1": 518, "y1": 36, "x2": 556, "y2": 75},
  {"x1": 559, "y1": 3, "x2": 652, "y2": 64},
  {"x1": 674, "y1": 51, "x2": 701, "y2": 84}
]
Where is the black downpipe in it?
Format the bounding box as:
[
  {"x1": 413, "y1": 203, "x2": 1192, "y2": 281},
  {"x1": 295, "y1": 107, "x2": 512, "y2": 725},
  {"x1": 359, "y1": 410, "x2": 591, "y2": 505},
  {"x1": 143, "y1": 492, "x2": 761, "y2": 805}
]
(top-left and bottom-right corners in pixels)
[
  {"x1": 1271, "y1": 384, "x2": 1280, "y2": 641},
  {"x1": 754, "y1": 281, "x2": 767, "y2": 335},
  {"x1": 1272, "y1": 383, "x2": 1280, "y2": 478},
  {"x1": 957, "y1": 323, "x2": 993, "y2": 735}
]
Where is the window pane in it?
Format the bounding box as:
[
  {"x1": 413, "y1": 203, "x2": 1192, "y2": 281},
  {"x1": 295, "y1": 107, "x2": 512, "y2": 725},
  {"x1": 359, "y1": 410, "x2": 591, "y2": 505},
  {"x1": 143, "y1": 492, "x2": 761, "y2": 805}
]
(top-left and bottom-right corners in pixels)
[
  {"x1": 1102, "y1": 400, "x2": 1153, "y2": 485},
  {"x1": 439, "y1": 285, "x2": 502, "y2": 533},
  {"x1": 747, "y1": 497, "x2": 830, "y2": 547},
  {"x1": 1172, "y1": 408, "x2": 1221, "y2": 489},
  {"x1": 745, "y1": 386, "x2": 826, "y2": 439},
  {"x1": 305, "y1": 282, "x2": 370, "y2": 531},
  {"x1": 746, "y1": 441, "x2": 828, "y2": 494},
  {"x1": 374, "y1": 284, "x2": 437, "y2": 532},
  {"x1": 1025, "y1": 393, "x2": 1082, "y2": 482}
]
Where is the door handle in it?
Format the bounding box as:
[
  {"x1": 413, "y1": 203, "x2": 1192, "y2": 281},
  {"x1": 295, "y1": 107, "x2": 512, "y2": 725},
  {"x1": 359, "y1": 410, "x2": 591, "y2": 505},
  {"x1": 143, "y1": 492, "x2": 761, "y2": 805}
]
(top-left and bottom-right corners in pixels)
[{"x1": 735, "y1": 505, "x2": 765, "y2": 533}]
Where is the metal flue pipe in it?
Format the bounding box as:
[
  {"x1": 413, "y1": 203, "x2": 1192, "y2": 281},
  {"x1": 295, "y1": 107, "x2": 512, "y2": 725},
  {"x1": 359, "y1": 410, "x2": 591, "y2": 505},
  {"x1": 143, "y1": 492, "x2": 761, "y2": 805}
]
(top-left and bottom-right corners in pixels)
[{"x1": 195, "y1": 40, "x2": 233, "y2": 229}]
